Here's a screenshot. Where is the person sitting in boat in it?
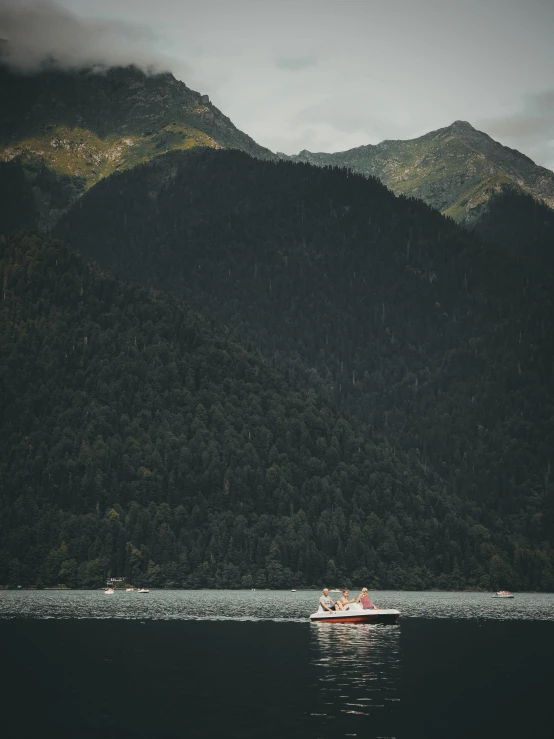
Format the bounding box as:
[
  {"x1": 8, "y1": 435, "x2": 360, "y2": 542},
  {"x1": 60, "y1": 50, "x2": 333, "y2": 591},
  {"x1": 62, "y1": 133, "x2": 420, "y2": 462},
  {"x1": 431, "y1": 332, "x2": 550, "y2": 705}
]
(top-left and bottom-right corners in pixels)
[
  {"x1": 356, "y1": 587, "x2": 377, "y2": 610},
  {"x1": 334, "y1": 588, "x2": 356, "y2": 610},
  {"x1": 319, "y1": 588, "x2": 336, "y2": 612}
]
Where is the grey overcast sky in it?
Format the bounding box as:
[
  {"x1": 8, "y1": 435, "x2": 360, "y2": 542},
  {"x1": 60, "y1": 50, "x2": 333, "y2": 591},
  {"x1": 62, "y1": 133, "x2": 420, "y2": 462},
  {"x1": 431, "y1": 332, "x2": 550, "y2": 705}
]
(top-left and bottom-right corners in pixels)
[{"x1": 2, "y1": 0, "x2": 554, "y2": 168}]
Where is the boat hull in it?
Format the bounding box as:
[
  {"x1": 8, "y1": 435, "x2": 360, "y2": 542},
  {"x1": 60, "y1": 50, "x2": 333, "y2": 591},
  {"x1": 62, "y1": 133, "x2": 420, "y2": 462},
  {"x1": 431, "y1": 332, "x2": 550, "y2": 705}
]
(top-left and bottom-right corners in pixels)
[{"x1": 310, "y1": 608, "x2": 400, "y2": 625}]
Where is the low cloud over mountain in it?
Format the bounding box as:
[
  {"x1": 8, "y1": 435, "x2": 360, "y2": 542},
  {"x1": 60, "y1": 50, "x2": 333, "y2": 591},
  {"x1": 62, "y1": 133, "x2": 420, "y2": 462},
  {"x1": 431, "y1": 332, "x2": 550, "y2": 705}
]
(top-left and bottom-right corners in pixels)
[
  {"x1": 0, "y1": 0, "x2": 171, "y2": 73},
  {"x1": 480, "y1": 90, "x2": 554, "y2": 171}
]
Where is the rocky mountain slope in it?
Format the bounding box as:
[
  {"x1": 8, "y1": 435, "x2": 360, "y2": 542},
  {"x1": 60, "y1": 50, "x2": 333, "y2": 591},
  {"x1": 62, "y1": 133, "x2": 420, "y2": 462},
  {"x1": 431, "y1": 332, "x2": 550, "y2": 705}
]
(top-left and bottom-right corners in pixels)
[
  {"x1": 285, "y1": 121, "x2": 554, "y2": 227},
  {"x1": 0, "y1": 63, "x2": 272, "y2": 229}
]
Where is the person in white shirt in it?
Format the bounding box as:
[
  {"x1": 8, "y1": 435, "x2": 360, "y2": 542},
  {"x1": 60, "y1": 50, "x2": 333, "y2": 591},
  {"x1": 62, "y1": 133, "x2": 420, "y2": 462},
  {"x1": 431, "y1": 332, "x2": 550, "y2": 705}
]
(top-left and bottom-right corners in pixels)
[{"x1": 319, "y1": 587, "x2": 336, "y2": 612}]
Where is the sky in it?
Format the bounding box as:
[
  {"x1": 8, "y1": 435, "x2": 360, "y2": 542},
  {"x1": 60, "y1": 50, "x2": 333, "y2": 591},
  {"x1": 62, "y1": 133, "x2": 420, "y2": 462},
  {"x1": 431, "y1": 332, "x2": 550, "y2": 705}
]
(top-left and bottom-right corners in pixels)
[{"x1": 1, "y1": 0, "x2": 554, "y2": 168}]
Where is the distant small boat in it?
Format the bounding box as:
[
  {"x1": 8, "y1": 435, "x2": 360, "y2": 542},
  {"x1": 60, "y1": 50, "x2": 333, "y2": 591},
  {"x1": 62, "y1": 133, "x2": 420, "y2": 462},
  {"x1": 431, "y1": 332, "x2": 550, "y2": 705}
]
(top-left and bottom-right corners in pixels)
[
  {"x1": 137, "y1": 588, "x2": 149, "y2": 594},
  {"x1": 492, "y1": 591, "x2": 514, "y2": 599},
  {"x1": 104, "y1": 588, "x2": 115, "y2": 594},
  {"x1": 126, "y1": 588, "x2": 135, "y2": 591},
  {"x1": 291, "y1": 589, "x2": 297, "y2": 592}
]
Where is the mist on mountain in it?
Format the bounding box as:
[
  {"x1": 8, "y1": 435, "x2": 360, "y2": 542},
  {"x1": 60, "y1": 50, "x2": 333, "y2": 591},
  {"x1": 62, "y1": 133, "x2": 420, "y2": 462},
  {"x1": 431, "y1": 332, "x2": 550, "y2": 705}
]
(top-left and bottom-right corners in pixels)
[
  {"x1": 0, "y1": 60, "x2": 272, "y2": 230},
  {"x1": 1, "y1": 14, "x2": 553, "y2": 591},
  {"x1": 0, "y1": 0, "x2": 171, "y2": 74}
]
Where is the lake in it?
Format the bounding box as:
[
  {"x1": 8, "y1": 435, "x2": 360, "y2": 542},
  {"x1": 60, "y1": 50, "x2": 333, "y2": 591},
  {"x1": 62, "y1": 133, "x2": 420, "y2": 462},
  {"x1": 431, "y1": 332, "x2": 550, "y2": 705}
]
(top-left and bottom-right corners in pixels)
[{"x1": 1, "y1": 590, "x2": 553, "y2": 738}]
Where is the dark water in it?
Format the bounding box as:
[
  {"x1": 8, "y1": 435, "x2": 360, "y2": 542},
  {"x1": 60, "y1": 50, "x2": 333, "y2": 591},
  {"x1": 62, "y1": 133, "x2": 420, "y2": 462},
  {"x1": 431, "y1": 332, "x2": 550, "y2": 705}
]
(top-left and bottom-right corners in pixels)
[{"x1": 1, "y1": 591, "x2": 553, "y2": 738}]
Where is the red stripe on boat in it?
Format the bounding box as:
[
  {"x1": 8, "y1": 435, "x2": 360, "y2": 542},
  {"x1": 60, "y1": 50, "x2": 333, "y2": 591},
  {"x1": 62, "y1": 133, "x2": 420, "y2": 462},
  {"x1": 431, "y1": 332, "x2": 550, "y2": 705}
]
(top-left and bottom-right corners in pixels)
[{"x1": 311, "y1": 615, "x2": 381, "y2": 623}]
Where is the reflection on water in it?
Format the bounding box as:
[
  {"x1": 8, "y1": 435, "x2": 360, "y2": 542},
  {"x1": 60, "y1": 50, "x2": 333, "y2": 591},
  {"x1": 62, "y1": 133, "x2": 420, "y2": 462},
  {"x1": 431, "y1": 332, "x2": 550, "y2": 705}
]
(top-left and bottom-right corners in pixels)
[
  {"x1": 310, "y1": 623, "x2": 401, "y2": 737},
  {"x1": 1, "y1": 616, "x2": 553, "y2": 739}
]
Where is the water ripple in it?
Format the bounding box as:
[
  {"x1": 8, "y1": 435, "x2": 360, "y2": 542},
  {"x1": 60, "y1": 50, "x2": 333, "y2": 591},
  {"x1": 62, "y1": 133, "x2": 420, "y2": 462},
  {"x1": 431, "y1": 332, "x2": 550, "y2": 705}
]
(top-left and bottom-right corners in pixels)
[
  {"x1": 309, "y1": 622, "x2": 402, "y2": 736},
  {"x1": 0, "y1": 589, "x2": 553, "y2": 621}
]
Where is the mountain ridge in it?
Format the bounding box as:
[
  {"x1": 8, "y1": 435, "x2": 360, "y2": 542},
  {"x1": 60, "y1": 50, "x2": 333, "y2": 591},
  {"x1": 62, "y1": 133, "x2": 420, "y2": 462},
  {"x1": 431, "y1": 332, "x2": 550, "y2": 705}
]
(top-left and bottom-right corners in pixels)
[
  {"x1": 0, "y1": 63, "x2": 273, "y2": 229},
  {"x1": 285, "y1": 120, "x2": 554, "y2": 226},
  {"x1": 3, "y1": 60, "x2": 553, "y2": 241}
]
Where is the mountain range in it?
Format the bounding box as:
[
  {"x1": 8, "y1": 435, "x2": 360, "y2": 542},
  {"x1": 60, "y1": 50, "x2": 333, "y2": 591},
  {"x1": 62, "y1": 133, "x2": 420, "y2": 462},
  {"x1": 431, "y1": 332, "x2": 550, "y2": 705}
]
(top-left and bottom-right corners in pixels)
[
  {"x1": 54, "y1": 146, "x2": 554, "y2": 588},
  {"x1": 1, "y1": 62, "x2": 554, "y2": 591},
  {"x1": 2, "y1": 63, "x2": 554, "y2": 242},
  {"x1": 285, "y1": 120, "x2": 554, "y2": 228}
]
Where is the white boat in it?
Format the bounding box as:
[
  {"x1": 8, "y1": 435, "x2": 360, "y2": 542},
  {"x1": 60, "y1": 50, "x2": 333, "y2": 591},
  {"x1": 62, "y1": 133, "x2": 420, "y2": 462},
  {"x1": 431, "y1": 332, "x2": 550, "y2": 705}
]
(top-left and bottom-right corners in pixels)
[
  {"x1": 137, "y1": 588, "x2": 149, "y2": 593},
  {"x1": 126, "y1": 588, "x2": 135, "y2": 591},
  {"x1": 310, "y1": 602, "x2": 400, "y2": 624},
  {"x1": 104, "y1": 588, "x2": 115, "y2": 594},
  {"x1": 492, "y1": 591, "x2": 514, "y2": 599},
  {"x1": 291, "y1": 589, "x2": 297, "y2": 592}
]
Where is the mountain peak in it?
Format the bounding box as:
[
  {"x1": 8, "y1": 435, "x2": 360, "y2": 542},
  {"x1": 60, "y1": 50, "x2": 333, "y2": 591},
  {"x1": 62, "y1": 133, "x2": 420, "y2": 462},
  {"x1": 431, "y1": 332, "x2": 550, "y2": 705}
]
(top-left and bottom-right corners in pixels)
[
  {"x1": 290, "y1": 120, "x2": 554, "y2": 226},
  {"x1": 0, "y1": 63, "x2": 272, "y2": 229},
  {"x1": 449, "y1": 120, "x2": 475, "y2": 131}
]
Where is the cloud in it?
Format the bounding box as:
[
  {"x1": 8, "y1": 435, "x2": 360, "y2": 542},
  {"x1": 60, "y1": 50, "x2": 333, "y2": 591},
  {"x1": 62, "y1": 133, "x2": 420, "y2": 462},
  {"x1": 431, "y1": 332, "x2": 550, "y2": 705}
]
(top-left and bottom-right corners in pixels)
[
  {"x1": 274, "y1": 55, "x2": 318, "y2": 72},
  {"x1": 479, "y1": 90, "x2": 554, "y2": 170},
  {"x1": 269, "y1": 123, "x2": 373, "y2": 158},
  {"x1": 0, "y1": 0, "x2": 173, "y2": 73},
  {"x1": 288, "y1": 89, "x2": 428, "y2": 151}
]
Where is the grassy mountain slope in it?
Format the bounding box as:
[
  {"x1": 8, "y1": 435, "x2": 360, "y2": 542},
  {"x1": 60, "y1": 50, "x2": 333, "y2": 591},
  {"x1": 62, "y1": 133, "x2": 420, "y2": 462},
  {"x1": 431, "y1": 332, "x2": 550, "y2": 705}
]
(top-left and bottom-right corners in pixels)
[
  {"x1": 0, "y1": 233, "x2": 526, "y2": 591},
  {"x1": 56, "y1": 148, "x2": 554, "y2": 589},
  {"x1": 0, "y1": 63, "x2": 272, "y2": 230},
  {"x1": 286, "y1": 121, "x2": 554, "y2": 227}
]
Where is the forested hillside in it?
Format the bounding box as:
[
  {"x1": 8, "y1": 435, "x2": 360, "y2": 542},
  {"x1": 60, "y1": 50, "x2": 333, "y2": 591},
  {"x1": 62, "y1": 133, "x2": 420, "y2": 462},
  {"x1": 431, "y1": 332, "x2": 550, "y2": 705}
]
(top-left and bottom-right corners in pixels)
[
  {"x1": 0, "y1": 63, "x2": 272, "y2": 229},
  {"x1": 0, "y1": 160, "x2": 41, "y2": 232},
  {"x1": 473, "y1": 187, "x2": 554, "y2": 258},
  {"x1": 1, "y1": 235, "x2": 551, "y2": 590},
  {"x1": 56, "y1": 148, "x2": 554, "y2": 588}
]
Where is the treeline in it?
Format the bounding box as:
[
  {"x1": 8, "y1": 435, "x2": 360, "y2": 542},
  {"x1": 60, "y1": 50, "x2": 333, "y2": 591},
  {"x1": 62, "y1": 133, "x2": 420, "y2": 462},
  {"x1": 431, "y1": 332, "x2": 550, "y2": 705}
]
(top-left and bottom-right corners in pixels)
[
  {"x1": 473, "y1": 186, "x2": 554, "y2": 258},
  {"x1": 2, "y1": 235, "x2": 550, "y2": 589},
  {"x1": 57, "y1": 149, "x2": 554, "y2": 562}
]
